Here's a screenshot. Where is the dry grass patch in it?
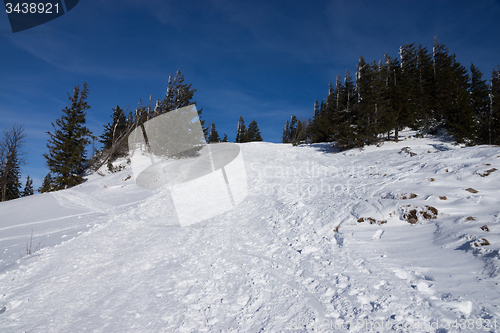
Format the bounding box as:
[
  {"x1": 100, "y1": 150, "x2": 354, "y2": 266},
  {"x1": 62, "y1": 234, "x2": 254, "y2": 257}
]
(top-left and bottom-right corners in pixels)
[
  {"x1": 422, "y1": 206, "x2": 438, "y2": 220},
  {"x1": 399, "y1": 147, "x2": 417, "y2": 157},
  {"x1": 429, "y1": 178, "x2": 435, "y2": 182},
  {"x1": 473, "y1": 238, "x2": 490, "y2": 247},
  {"x1": 21, "y1": 229, "x2": 45, "y2": 258},
  {"x1": 465, "y1": 188, "x2": 478, "y2": 193},
  {"x1": 478, "y1": 168, "x2": 497, "y2": 177},
  {"x1": 357, "y1": 217, "x2": 387, "y2": 225},
  {"x1": 403, "y1": 209, "x2": 419, "y2": 224},
  {"x1": 439, "y1": 196, "x2": 447, "y2": 200},
  {"x1": 481, "y1": 225, "x2": 490, "y2": 232},
  {"x1": 402, "y1": 206, "x2": 438, "y2": 224},
  {"x1": 381, "y1": 193, "x2": 418, "y2": 200},
  {"x1": 400, "y1": 193, "x2": 418, "y2": 200},
  {"x1": 466, "y1": 216, "x2": 476, "y2": 221}
]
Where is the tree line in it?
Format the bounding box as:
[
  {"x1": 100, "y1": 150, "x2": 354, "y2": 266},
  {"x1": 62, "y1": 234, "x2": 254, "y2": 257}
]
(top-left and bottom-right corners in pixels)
[
  {"x1": 2, "y1": 70, "x2": 264, "y2": 200},
  {"x1": 6, "y1": 37, "x2": 499, "y2": 201},
  {"x1": 283, "y1": 38, "x2": 500, "y2": 149}
]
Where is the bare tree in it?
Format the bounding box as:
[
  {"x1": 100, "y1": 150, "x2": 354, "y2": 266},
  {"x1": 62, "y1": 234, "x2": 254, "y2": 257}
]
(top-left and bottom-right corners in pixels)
[{"x1": 0, "y1": 125, "x2": 26, "y2": 201}]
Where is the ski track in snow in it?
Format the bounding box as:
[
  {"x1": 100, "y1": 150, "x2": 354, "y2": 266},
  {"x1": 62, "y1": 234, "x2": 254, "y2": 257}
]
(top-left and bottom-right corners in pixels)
[{"x1": 1, "y1": 132, "x2": 500, "y2": 332}]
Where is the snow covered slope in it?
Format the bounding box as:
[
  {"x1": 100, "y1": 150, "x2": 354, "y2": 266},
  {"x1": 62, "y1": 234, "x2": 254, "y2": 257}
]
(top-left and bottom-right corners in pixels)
[{"x1": 1, "y1": 131, "x2": 500, "y2": 332}]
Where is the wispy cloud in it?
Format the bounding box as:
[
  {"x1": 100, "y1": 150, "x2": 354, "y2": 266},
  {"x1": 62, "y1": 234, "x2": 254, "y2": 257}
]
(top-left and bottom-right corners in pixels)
[{"x1": 6, "y1": 29, "x2": 163, "y2": 81}]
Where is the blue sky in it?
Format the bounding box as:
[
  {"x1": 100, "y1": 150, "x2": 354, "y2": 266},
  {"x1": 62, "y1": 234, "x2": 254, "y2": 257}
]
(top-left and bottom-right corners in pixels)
[{"x1": 1, "y1": 0, "x2": 500, "y2": 189}]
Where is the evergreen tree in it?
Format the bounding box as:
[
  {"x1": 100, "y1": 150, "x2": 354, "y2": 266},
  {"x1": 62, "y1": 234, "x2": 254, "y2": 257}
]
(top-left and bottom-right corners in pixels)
[
  {"x1": 432, "y1": 37, "x2": 456, "y2": 124},
  {"x1": 43, "y1": 83, "x2": 92, "y2": 190},
  {"x1": 222, "y1": 134, "x2": 228, "y2": 142},
  {"x1": 329, "y1": 75, "x2": 346, "y2": 142},
  {"x1": 310, "y1": 100, "x2": 331, "y2": 142},
  {"x1": 156, "y1": 70, "x2": 208, "y2": 140},
  {"x1": 446, "y1": 57, "x2": 476, "y2": 144},
  {"x1": 382, "y1": 53, "x2": 410, "y2": 142},
  {"x1": 282, "y1": 120, "x2": 291, "y2": 143},
  {"x1": 313, "y1": 99, "x2": 320, "y2": 118},
  {"x1": 292, "y1": 120, "x2": 308, "y2": 145},
  {"x1": 208, "y1": 122, "x2": 221, "y2": 143},
  {"x1": 333, "y1": 71, "x2": 358, "y2": 149},
  {"x1": 38, "y1": 173, "x2": 54, "y2": 193},
  {"x1": 470, "y1": 63, "x2": 491, "y2": 144},
  {"x1": 157, "y1": 71, "x2": 197, "y2": 113},
  {"x1": 0, "y1": 150, "x2": 22, "y2": 200},
  {"x1": 416, "y1": 44, "x2": 435, "y2": 129},
  {"x1": 428, "y1": 38, "x2": 476, "y2": 142},
  {"x1": 0, "y1": 125, "x2": 25, "y2": 202},
  {"x1": 22, "y1": 175, "x2": 34, "y2": 197},
  {"x1": 398, "y1": 43, "x2": 420, "y2": 131},
  {"x1": 310, "y1": 94, "x2": 334, "y2": 143},
  {"x1": 246, "y1": 119, "x2": 263, "y2": 142},
  {"x1": 289, "y1": 115, "x2": 298, "y2": 141},
  {"x1": 378, "y1": 54, "x2": 398, "y2": 140},
  {"x1": 100, "y1": 105, "x2": 127, "y2": 150},
  {"x1": 490, "y1": 66, "x2": 500, "y2": 145},
  {"x1": 99, "y1": 105, "x2": 128, "y2": 160},
  {"x1": 355, "y1": 55, "x2": 378, "y2": 146},
  {"x1": 235, "y1": 116, "x2": 247, "y2": 143}
]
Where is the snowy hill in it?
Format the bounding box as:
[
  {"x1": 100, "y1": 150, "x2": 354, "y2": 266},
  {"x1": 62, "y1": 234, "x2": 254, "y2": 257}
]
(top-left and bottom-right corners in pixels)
[{"x1": 1, "y1": 131, "x2": 500, "y2": 332}]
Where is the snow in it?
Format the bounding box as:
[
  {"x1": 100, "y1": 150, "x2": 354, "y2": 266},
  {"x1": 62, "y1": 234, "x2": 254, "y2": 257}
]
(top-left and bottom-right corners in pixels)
[{"x1": 1, "y1": 130, "x2": 500, "y2": 332}]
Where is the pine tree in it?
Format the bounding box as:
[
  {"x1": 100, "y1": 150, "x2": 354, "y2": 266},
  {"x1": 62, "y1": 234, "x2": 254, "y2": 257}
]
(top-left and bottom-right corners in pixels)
[
  {"x1": 355, "y1": 55, "x2": 377, "y2": 145},
  {"x1": 38, "y1": 173, "x2": 54, "y2": 193},
  {"x1": 292, "y1": 120, "x2": 308, "y2": 145},
  {"x1": 329, "y1": 75, "x2": 346, "y2": 141},
  {"x1": 22, "y1": 175, "x2": 34, "y2": 197},
  {"x1": 289, "y1": 115, "x2": 298, "y2": 141},
  {"x1": 381, "y1": 53, "x2": 409, "y2": 142},
  {"x1": 0, "y1": 150, "x2": 22, "y2": 200},
  {"x1": 447, "y1": 58, "x2": 476, "y2": 144},
  {"x1": 432, "y1": 37, "x2": 455, "y2": 124},
  {"x1": 310, "y1": 100, "x2": 331, "y2": 142},
  {"x1": 313, "y1": 99, "x2": 320, "y2": 118},
  {"x1": 416, "y1": 44, "x2": 435, "y2": 129},
  {"x1": 222, "y1": 134, "x2": 228, "y2": 142},
  {"x1": 333, "y1": 71, "x2": 358, "y2": 150},
  {"x1": 235, "y1": 116, "x2": 247, "y2": 143},
  {"x1": 0, "y1": 125, "x2": 26, "y2": 202},
  {"x1": 310, "y1": 83, "x2": 338, "y2": 144},
  {"x1": 470, "y1": 63, "x2": 490, "y2": 144},
  {"x1": 43, "y1": 83, "x2": 92, "y2": 190},
  {"x1": 208, "y1": 122, "x2": 221, "y2": 143},
  {"x1": 430, "y1": 38, "x2": 476, "y2": 143},
  {"x1": 490, "y1": 66, "x2": 500, "y2": 145},
  {"x1": 156, "y1": 70, "x2": 208, "y2": 140},
  {"x1": 246, "y1": 119, "x2": 263, "y2": 142},
  {"x1": 398, "y1": 43, "x2": 419, "y2": 130},
  {"x1": 282, "y1": 120, "x2": 291, "y2": 143},
  {"x1": 378, "y1": 54, "x2": 398, "y2": 140},
  {"x1": 157, "y1": 71, "x2": 198, "y2": 113},
  {"x1": 100, "y1": 105, "x2": 128, "y2": 158}
]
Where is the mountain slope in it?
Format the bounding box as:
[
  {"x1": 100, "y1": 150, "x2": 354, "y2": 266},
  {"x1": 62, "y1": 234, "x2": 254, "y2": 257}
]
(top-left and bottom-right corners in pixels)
[{"x1": 1, "y1": 131, "x2": 499, "y2": 332}]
